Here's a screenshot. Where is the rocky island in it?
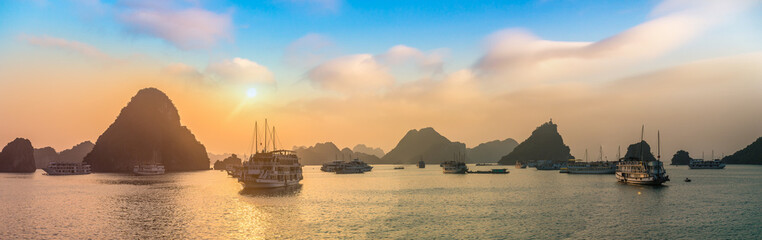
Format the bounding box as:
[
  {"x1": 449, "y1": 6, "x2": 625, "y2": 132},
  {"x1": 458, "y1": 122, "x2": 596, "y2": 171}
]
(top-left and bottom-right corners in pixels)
[
  {"x1": 0, "y1": 138, "x2": 36, "y2": 172},
  {"x1": 498, "y1": 120, "x2": 573, "y2": 165},
  {"x1": 83, "y1": 88, "x2": 210, "y2": 172}
]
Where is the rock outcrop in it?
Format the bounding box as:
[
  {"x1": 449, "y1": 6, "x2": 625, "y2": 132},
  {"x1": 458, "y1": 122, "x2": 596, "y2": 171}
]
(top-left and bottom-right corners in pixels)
[
  {"x1": 34, "y1": 147, "x2": 59, "y2": 169},
  {"x1": 352, "y1": 144, "x2": 385, "y2": 158},
  {"x1": 468, "y1": 138, "x2": 518, "y2": 163},
  {"x1": 498, "y1": 120, "x2": 573, "y2": 165},
  {"x1": 623, "y1": 140, "x2": 657, "y2": 161},
  {"x1": 58, "y1": 141, "x2": 94, "y2": 163},
  {"x1": 0, "y1": 138, "x2": 36, "y2": 172},
  {"x1": 380, "y1": 127, "x2": 467, "y2": 164},
  {"x1": 671, "y1": 150, "x2": 692, "y2": 165},
  {"x1": 213, "y1": 154, "x2": 242, "y2": 170},
  {"x1": 33, "y1": 141, "x2": 94, "y2": 168},
  {"x1": 83, "y1": 88, "x2": 210, "y2": 172},
  {"x1": 722, "y1": 137, "x2": 762, "y2": 164}
]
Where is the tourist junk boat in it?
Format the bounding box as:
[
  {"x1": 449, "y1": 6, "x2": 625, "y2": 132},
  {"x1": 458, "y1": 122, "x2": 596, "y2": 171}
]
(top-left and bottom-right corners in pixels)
[
  {"x1": 321, "y1": 158, "x2": 373, "y2": 173},
  {"x1": 239, "y1": 120, "x2": 303, "y2": 189},
  {"x1": 440, "y1": 152, "x2": 468, "y2": 174},
  {"x1": 689, "y1": 159, "x2": 726, "y2": 169},
  {"x1": 335, "y1": 158, "x2": 373, "y2": 174},
  {"x1": 568, "y1": 146, "x2": 616, "y2": 174},
  {"x1": 133, "y1": 152, "x2": 165, "y2": 175},
  {"x1": 616, "y1": 127, "x2": 670, "y2": 185},
  {"x1": 133, "y1": 163, "x2": 165, "y2": 175},
  {"x1": 43, "y1": 162, "x2": 92, "y2": 175},
  {"x1": 321, "y1": 160, "x2": 344, "y2": 172},
  {"x1": 689, "y1": 151, "x2": 726, "y2": 169}
]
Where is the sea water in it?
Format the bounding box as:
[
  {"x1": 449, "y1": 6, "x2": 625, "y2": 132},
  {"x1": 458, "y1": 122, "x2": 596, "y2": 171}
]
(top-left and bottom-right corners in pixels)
[{"x1": 1, "y1": 165, "x2": 761, "y2": 239}]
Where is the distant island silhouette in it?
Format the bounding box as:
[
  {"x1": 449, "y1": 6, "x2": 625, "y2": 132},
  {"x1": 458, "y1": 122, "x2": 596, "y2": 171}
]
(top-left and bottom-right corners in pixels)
[
  {"x1": 33, "y1": 141, "x2": 94, "y2": 168},
  {"x1": 84, "y1": 88, "x2": 210, "y2": 172},
  {"x1": 498, "y1": 120, "x2": 573, "y2": 165},
  {"x1": 380, "y1": 127, "x2": 468, "y2": 164},
  {"x1": 723, "y1": 137, "x2": 762, "y2": 165},
  {"x1": 0, "y1": 138, "x2": 36, "y2": 172}
]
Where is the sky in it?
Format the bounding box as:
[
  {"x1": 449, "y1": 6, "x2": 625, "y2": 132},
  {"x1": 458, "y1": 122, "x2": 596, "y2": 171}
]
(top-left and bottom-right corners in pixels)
[{"x1": 1, "y1": 0, "x2": 761, "y2": 160}]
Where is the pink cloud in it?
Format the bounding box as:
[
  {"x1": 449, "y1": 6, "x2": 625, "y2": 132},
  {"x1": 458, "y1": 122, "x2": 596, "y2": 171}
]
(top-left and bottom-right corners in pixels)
[{"x1": 119, "y1": 3, "x2": 232, "y2": 50}]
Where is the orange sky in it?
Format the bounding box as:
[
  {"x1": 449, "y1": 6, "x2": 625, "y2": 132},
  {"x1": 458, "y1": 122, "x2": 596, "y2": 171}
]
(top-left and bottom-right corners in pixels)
[{"x1": 1, "y1": 0, "x2": 761, "y2": 160}]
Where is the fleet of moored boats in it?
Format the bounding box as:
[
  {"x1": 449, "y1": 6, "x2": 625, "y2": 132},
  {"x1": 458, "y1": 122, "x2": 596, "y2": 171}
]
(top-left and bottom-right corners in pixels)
[{"x1": 40, "y1": 122, "x2": 729, "y2": 189}]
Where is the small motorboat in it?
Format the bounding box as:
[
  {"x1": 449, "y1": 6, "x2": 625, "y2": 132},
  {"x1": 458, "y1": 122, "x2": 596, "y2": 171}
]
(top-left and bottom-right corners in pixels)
[
  {"x1": 394, "y1": 166, "x2": 405, "y2": 170},
  {"x1": 684, "y1": 178, "x2": 692, "y2": 182}
]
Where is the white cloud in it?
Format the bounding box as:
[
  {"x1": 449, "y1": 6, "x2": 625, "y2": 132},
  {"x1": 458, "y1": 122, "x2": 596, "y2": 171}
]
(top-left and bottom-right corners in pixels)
[
  {"x1": 118, "y1": 1, "x2": 232, "y2": 50},
  {"x1": 307, "y1": 54, "x2": 393, "y2": 93},
  {"x1": 475, "y1": 0, "x2": 759, "y2": 86},
  {"x1": 377, "y1": 45, "x2": 446, "y2": 73},
  {"x1": 206, "y1": 58, "x2": 275, "y2": 85}
]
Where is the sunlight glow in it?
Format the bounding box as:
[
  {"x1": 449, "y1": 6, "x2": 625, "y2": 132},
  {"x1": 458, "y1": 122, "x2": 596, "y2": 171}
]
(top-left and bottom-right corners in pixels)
[{"x1": 246, "y1": 88, "x2": 257, "y2": 98}]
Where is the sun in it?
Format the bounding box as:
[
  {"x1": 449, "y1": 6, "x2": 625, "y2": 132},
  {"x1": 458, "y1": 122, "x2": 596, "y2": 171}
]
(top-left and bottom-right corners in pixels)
[{"x1": 246, "y1": 88, "x2": 257, "y2": 98}]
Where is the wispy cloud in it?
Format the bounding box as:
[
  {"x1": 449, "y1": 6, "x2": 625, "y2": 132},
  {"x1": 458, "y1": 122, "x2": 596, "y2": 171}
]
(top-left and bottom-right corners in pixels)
[
  {"x1": 118, "y1": 0, "x2": 233, "y2": 50},
  {"x1": 283, "y1": 33, "x2": 336, "y2": 68},
  {"x1": 307, "y1": 54, "x2": 392, "y2": 93},
  {"x1": 163, "y1": 58, "x2": 274, "y2": 87},
  {"x1": 19, "y1": 34, "x2": 112, "y2": 61}
]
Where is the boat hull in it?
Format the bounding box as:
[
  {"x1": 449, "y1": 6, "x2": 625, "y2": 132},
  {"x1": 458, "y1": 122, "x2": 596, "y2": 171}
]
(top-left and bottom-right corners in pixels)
[
  {"x1": 568, "y1": 169, "x2": 616, "y2": 174},
  {"x1": 240, "y1": 179, "x2": 301, "y2": 189},
  {"x1": 443, "y1": 168, "x2": 468, "y2": 174},
  {"x1": 42, "y1": 168, "x2": 91, "y2": 175},
  {"x1": 688, "y1": 165, "x2": 725, "y2": 169},
  {"x1": 616, "y1": 172, "x2": 668, "y2": 185}
]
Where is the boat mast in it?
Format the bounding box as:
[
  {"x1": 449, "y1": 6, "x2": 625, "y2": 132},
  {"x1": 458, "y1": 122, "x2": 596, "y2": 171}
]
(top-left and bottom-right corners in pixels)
[
  {"x1": 251, "y1": 121, "x2": 258, "y2": 156},
  {"x1": 639, "y1": 125, "x2": 645, "y2": 161},
  {"x1": 657, "y1": 130, "x2": 661, "y2": 161},
  {"x1": 272, "y1": 126, "x2": 276, "y2": 151},
  {"x1": 264, "y1": 119, "x2": 268, "y2": 153},
  {"x1": 585, "y1": 149, "x2": 588, "y2": 162},
  {"x1": 599, "y1": 145, "x2": 603, "y2": 162},
  {"x1": 618, "y1": 145, "x2": 621, "y2": 160}
]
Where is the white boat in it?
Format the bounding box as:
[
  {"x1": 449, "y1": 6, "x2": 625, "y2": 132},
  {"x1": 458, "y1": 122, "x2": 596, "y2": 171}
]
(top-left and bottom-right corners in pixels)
[
  {"x1": 133, "y1": 164, "x2": 165, "y2": 175},
  {"x1": 239, "y1": 150, "x2": 303, "y2": 188},
  {"x1": 43, "y1": 162, "x2": 91, "y2": 175},
  {"x1": 568, "y1": 147, "x2": 616, "y2": 174},
  {"x1": 568, "y1": 162, "x2": 616, "y2": 174},
  {"x1": 441, "y1": 152, "x2": 468, "y2": 174},
  {"x1": 615, "y1": 127, "x2": 669, "y2": 185},
  {"x1": 238, "y1": 120, "x2": 303, "y2": 189},
  {"x1": 689, "y1": 159, "x2": 725, "y2": 169},
  {"x1": 320, "y1": 160, "x2": 344, "y2": 172},
  {"x1": 133, "y1": 151, "x2": 165, "y2": 175},
  {"x1": 321, "y1": 158, "x2": 373, "y2": 173}
]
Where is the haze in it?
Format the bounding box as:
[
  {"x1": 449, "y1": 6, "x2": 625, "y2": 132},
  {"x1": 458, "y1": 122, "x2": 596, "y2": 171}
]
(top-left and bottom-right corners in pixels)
[{"x1": 1, "y1": 0, "x2": 761, "y2": 159}]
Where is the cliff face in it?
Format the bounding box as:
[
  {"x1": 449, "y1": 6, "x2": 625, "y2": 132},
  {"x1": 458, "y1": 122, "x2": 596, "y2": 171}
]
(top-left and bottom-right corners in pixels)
[
  {"x1": 671, "y1": 150, "x2": 692, "y2": 165},
  {"x1": 84, "y1": 88, "x2": 210, "y2": 172},
  {"x1": 380, "y1": 127, "x2": 467, "y2": 164},
  {"x1": 58, "y1": 141, "x2": 94, "y2": 163},
  {"x1": 352, "y1": 144, "x2": 385, "y2": 158},
  {"x1": 294, "y1": 142, "x2": 382, "y2": 165},
  {"x1": 498, "y1": 121, "x2": 573, "y2": 165},
  {"x1": 723, "y1": 137, "x2": 762, "y2": 164},
  {"x1": 34, "y1": 147, "x2": 58, "y2": 169},
  {"x1": 468, "y1": 138, "x2": 518, "y2": 163},
  {"x1": 0, "y1": 138, "x2": 36, "y2": 172},
  {"x1": 213, "y1": 154, "x2": 242, "y2": 170},
  {"x1": 623, "y1": 141, "x2": 657, "y2": 161}
]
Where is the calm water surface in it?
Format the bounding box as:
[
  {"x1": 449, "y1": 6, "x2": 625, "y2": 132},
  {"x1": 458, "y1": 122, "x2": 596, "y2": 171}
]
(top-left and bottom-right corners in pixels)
[{"x1": 1, "y1": 165, "x2": 761, "y2": 239}]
